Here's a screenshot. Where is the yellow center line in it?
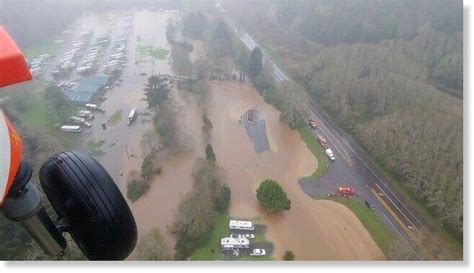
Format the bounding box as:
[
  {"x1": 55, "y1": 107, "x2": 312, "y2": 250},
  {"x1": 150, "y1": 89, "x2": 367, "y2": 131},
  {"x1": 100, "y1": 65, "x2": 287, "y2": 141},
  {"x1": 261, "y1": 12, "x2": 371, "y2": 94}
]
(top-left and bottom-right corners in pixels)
[{"x1": 370, "y1": 188, "x2": 412, "y2": 235}]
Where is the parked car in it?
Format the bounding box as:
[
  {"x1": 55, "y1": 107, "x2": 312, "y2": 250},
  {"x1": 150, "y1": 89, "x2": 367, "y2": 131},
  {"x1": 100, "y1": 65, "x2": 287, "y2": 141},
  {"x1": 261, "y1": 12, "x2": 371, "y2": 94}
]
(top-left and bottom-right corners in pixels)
[
  {"x1": 308, "y1": 119, "x2": 317, "y2": 129},
  {"x1": 249, "y1": 249, "x2": 266, "y2": 256},
  {"x1": 245, "y1": 234, "x2": 255, "y2": 239},
  {"x1": 318, "y1": 134, "x2": 329, "y2": 149},
  {"x1": 365, "y1": 200, "x2": 375, "y2": 211},
  {"x1": 337, "y1": 186, "x2": 358, "y2": 197}
]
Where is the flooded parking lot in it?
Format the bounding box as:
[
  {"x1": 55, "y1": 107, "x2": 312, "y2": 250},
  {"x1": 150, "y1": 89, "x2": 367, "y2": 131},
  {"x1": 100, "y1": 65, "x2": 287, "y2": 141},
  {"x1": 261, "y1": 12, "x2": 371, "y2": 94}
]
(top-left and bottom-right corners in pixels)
[{"x1": 49, "y1": 9, "x2": 182, "y2": 256}]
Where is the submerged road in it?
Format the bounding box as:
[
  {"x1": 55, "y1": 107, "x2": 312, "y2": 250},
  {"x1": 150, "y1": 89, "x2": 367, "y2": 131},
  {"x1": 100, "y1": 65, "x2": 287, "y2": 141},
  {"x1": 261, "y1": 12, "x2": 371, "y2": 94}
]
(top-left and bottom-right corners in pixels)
[{"x1": 218, "y1": 5, "x2": 453, "y2": 255}]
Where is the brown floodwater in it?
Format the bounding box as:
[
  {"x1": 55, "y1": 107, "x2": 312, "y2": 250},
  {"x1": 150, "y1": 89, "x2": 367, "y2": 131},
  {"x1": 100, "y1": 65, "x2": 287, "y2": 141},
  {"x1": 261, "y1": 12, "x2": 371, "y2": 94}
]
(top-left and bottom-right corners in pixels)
[
  {"x1": 207, "y1": 82, "x2": 384, "y2": 260},
  {"x1": 76, "y1": 9, "x2": 383, "y2": 261},
  {"x1": 73, "y1": 10, "x2": 188, "y2": 258},
  {"x1": 127, "y1": 88, "x2": 206, "y2": 257}
]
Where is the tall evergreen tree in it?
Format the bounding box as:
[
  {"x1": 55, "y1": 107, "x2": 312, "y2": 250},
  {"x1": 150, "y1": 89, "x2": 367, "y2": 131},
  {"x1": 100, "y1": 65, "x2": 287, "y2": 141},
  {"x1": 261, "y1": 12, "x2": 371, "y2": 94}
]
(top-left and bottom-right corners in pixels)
[
  {"x1": 248, "y1": 47, "x2": 263, "y2": 79},
  {"x1": 143, "y1": 75, "x2": 170, "y2": 109}
]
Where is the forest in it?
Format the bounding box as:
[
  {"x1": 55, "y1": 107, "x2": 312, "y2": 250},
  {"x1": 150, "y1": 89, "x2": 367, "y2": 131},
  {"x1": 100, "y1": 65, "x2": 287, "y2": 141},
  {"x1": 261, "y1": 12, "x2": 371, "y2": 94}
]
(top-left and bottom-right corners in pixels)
[{"x1": 223, "y1": 0, "x2": 463, "y2": 239}]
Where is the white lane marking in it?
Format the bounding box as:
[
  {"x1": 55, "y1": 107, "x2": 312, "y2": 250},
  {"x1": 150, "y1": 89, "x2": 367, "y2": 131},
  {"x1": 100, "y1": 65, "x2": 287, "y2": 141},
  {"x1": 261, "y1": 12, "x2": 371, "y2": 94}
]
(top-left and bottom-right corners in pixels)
[
  {"x1": 374, "y1": 183, "x2": 418, "y2": 231},
  {"x1": 383, "y1": 213, "x2": 410, "y2": 244}
]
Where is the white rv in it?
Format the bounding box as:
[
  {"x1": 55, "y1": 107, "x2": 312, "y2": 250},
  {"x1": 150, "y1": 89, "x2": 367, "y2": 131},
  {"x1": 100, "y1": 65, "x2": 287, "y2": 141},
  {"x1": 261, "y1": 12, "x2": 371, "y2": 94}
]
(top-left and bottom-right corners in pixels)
[
  {"x1": 77, "y1": 110, "x2": 95, "y2": 120},
  {"x1": 220, "y1": 237, "x2": 250, "y2": 250},
  {"x1": 127, "y1": 108, "x2": 137, "y2": 126},
  {"x1": 69, "y1": 116, "x2": 92, "y2": 127},
  {"x1": 61, "y1": 125, "x2": 82, "y2": 133},
  {"x1": 229, "y1": 220, "x2": 254, "y2": 231},
  {"x1": 85, "y1": 103, "x2": 98, "y2": 110}
]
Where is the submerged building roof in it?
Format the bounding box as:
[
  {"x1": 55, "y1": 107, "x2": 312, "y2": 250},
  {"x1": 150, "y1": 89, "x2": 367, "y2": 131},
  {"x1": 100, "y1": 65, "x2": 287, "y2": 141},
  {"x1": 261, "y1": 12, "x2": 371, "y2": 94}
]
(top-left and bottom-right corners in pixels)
[{"x1": 64, "y1": 75, "x2": 108, "y2": 103}]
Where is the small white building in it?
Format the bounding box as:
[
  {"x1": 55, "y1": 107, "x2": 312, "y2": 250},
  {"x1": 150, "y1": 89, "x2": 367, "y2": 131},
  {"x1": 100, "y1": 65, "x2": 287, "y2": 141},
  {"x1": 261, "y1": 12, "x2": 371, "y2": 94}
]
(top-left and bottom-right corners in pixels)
[
  {"x1": 229, "y1": 220, "x2": 254, "y2": 231},
  {"x1": 220, "y1": 237, "x2": 250, "y2": 250}
]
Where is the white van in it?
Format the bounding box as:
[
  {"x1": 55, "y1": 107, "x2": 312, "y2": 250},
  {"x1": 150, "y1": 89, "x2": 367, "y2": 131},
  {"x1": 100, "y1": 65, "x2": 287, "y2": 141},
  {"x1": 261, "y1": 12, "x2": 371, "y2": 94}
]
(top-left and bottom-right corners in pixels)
[{"x1": 325, "y1": 148, "x2": 336, "y2": 161}]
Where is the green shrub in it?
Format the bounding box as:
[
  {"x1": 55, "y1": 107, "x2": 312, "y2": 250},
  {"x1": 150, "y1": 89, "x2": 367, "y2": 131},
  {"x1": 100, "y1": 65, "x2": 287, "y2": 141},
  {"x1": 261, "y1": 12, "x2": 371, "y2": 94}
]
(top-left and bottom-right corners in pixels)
[
  {"x1": 283, "y1": 250, "x2": 295, "y2": 261},
  {"x1": 127, "y1": 178, "x2": 149, "y2": 202},
  {"x1": 205, "y1": 144, "x2": 216, "y2": 162},
  {"x1": 141, "y1": 153, "x2": 160, "y2": 179},
  {"x1": 256, "y1": 179, "x2": 291, "y2": 212}
]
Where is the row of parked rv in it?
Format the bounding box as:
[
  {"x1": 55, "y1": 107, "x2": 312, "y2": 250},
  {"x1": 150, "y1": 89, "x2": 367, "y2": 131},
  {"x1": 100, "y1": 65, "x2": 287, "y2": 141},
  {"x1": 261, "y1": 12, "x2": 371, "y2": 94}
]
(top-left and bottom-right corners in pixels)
[
  {"x1": 220, "y1": 220, "x2": 266, "y2": 257},
  {"x1": 102, "y1": 15, "x2": 133, "y2": 75},
  {"x1": 103, "y1": 35, "x2": 129, "y2": 74},
  {"x1": 76, "y1": 34, "x2": 115, "y2": 76},
  {"x1": 52, "y1": 31, "x2": 94, "y2": 78},
  {"x1": 56, "y1": 80, "x2": 78, "y2": 90},
  {"x1": 60, "y1": 104, "x2": 101, "y2": 133},
  {"x1": 29, "y1": 54, "x2": 52, "y2": 77},
  {"x1": 121, "y1": 14, "x2": 134, "y2": 29}
]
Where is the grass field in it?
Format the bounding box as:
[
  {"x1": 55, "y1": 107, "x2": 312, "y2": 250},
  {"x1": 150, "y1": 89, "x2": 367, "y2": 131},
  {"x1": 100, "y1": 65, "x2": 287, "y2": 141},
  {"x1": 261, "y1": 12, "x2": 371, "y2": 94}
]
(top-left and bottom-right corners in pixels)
[
  {"x1": 298, "y1": 126, "x2": 329, "y2": 180},
  {"x1": 323, "y1": 196, "x2": 394, "y2": 253},
  {"x1": 20, "y1": 91, "x2": 56, "y2": 128},
  {"x1": 191, "y1": 214, "x2": 228, "y2": 261},
  {"x1": 137, "y1": 45, "x2": 170, "y2": 60},
  {"x1": 16, "y1": 86, "x2": 80, "y2": 149},
  {"x1": 24, "y1": 37, "x2": 58, "y2": 59},
  {"x1": 107, "y1": 110, "x2": 123, "y2": 125}
]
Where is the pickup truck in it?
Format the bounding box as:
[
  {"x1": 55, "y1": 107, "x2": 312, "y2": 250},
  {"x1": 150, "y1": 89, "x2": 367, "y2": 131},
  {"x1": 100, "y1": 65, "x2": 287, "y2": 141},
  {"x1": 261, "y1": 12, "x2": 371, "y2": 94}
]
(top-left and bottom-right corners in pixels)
[{"x1": 318, "y1": 134, "x2": 329, "y2": 149}]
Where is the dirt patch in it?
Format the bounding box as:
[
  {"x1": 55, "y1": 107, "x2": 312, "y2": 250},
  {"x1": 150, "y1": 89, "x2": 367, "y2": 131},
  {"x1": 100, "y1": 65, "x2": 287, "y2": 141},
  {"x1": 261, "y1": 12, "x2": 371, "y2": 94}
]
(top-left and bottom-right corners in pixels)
[{"x1": 207, "y1": 81, "x2": 384, "y2": 260}]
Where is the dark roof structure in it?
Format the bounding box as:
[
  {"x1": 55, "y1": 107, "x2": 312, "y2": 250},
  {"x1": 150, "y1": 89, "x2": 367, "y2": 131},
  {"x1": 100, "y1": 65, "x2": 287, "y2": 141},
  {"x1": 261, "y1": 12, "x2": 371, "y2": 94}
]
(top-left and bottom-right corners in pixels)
[{"x1": 64, "y1": 75, "x2": 108, "y2": 103}]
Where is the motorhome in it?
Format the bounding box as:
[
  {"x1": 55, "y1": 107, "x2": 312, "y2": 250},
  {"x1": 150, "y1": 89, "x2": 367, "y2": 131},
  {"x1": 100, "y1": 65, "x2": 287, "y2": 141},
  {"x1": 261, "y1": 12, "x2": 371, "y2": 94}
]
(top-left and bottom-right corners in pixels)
[
  {"x1": 69, "y1": 116, "x2": 91, "y2": 127},
  {"x1": 229, "y1": 220, "x2": 254, "y2": 231},
  {"x1": 60, "y1": 125, "x2": 82, "y2": 133},
  {"x1": 220, "y1": 237, "x2": 250, "y2": 250},
  {"x1": 77, "y1": 66, "x2": 92, "y2": 73},
  {"x1": 127, "y1": 108, "x2": 137, "y2": 126},
  {"x1": 78, "y1": 110, "x2": 94, "y2": 120},
  {"x1": 85, "y1": 103, "x2": 98, "y2": 110}
]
